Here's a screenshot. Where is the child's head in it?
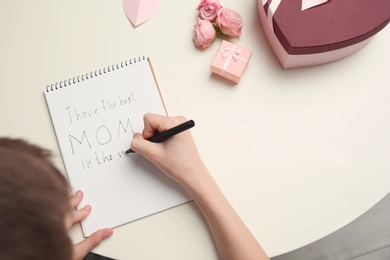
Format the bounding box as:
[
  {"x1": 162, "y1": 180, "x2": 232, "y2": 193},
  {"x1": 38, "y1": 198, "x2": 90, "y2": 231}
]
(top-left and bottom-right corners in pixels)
[{"x1": 0, "y1": 138, "x2": 72, "y2": 259}]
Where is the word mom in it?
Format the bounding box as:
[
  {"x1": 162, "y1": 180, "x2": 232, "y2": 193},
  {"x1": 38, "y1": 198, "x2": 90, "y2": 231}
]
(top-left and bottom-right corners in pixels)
[{"x1": 69, "y1": 118, "x2": 134, "y2": 155}]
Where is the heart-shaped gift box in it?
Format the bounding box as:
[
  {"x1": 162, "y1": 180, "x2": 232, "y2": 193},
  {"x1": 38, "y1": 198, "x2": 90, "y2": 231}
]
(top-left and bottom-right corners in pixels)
[{"x1": 258, "y1": 0, "x2": 390, "y2": 68}]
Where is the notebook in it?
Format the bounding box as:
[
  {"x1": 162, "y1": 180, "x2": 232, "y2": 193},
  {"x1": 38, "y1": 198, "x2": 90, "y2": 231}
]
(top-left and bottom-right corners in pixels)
[{"x1": 44, "y1": 56, "x2": 191, "y2": 236}]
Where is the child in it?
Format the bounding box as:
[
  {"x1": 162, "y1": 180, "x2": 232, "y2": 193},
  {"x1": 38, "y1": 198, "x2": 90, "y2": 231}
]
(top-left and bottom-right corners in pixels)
[{"x1": 0, "y1": 138, "x2": 112, "y2": 260}]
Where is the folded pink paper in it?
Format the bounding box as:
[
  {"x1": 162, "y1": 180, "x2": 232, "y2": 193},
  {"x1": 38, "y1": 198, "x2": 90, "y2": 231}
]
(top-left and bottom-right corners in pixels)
[
  {"x1": 211, "y1": 40, "x2": 252, "y2": 84},
  {"x1": 123, "y1": 0, "x2": 159, "y2": 27}
]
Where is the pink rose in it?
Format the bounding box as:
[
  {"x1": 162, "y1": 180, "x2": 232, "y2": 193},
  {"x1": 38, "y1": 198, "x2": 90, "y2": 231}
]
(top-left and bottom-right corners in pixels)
[
  {"x1": 216, "y1": 7, "x2": 243, "y2": 38},
  {"x1": 197, "y1": 0, "x2": 222, "y2": 21},
  {"x1": 193, "y1": 18, "x2": 216, "y2": 49}
]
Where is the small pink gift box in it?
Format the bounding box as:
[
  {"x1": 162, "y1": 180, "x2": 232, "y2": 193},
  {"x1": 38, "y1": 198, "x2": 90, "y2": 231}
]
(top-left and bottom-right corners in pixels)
[{"x1": 211, "y1": 40, "x2": 252, "y2": 84}]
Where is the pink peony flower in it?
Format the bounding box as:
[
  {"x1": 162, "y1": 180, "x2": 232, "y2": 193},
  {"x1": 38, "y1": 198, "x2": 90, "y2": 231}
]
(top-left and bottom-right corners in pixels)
[
  {"x1": 193, "y1": 18, "x2": 216, "y2": 49},
  {"x1": 216, "y1": 7, "x2": 243, "y2": 38},
  {"x1": 197, "y1": 0, "x2": 222, "y2": 21}
]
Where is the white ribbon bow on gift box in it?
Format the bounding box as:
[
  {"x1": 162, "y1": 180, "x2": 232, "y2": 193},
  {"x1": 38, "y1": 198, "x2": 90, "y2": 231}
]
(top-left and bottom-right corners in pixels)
[
  {"x1": 263, "y1": 0, "x2": 329, "y2": 30},
  {"x1": 222, "y1": 46, "x2": 241, "y2": 62},
  {"x1": 220, "y1": 45, "x2": 248, "y2": 72},
  {"x1": 302, "y1": 0, "x2": 329, "y2": 10}
]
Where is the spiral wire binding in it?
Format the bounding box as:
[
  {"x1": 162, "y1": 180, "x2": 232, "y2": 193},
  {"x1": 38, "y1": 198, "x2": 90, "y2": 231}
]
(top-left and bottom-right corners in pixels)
[{"x1": 46, "y1": 56, "x2": 146, "y2": 92}]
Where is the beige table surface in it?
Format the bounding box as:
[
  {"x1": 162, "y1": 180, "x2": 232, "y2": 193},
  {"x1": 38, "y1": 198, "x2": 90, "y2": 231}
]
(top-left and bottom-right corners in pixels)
[{"x1": 1, "y1": 1, "x2": 390, "y2": 259}]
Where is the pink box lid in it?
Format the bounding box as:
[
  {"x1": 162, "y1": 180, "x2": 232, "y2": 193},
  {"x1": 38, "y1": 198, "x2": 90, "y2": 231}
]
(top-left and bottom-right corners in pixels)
[{"x1": 263, "y1": 0, "x2": 390, "y2": 55}]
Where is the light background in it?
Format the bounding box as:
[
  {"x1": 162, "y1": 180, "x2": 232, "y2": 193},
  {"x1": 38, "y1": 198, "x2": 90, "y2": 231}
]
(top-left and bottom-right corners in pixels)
[{"x1": 0, "y1": 1, "x2": 389, "y2": 259}]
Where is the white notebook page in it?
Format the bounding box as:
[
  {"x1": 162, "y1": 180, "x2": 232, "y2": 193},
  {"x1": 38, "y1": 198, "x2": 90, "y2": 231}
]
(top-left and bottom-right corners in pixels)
[{"x1": 44, "y1": 57, "x2": 191, "y2": 236}]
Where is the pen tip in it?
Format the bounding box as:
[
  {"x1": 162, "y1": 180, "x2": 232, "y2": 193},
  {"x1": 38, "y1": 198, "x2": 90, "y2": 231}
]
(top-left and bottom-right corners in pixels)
[{"x1": 125, "y1": 148, "x2": 135, "y2": 154}]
